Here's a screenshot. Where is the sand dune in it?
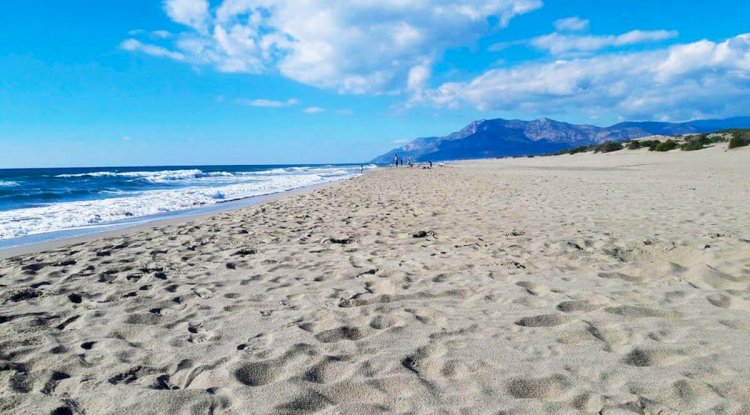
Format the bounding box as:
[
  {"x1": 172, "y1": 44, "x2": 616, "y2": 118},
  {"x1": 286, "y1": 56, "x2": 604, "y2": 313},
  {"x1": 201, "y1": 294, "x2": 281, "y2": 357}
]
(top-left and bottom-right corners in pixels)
[{"x1": 1, "y1": 145, "x2": 749, "y2": 414}]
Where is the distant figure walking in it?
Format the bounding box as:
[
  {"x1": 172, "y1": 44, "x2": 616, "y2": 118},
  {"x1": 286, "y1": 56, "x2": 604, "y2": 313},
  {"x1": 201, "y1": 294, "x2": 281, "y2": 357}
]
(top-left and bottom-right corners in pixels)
[
  {"x1": 360, "y1": 164, "x2": 364, "y2": 173},
  {"x1": 394, "y1": 153, "x2": 399, "y2": 167},
  {"x1": 428, "y1": 161, "x2": 433, "y2": 169}
]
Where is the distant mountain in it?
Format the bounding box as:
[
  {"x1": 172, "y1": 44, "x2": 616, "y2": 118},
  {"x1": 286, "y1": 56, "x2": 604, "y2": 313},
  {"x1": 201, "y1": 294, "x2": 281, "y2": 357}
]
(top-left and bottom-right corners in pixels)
[{"x1": 371, "y1": 116, "x2": 750, "y2": 163}]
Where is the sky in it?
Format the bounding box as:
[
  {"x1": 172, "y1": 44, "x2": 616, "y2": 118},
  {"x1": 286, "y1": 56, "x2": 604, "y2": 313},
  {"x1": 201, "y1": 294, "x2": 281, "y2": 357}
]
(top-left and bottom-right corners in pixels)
[{"x1": 1, "y1": 0, "x2": 749, "y2": 167}]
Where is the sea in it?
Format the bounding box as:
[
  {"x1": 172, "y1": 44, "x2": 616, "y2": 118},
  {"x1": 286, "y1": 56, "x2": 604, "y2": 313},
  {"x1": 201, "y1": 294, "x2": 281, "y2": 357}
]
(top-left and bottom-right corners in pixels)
[{"x1": 0, "y1": 164, "x2": 373, "y2": 248}]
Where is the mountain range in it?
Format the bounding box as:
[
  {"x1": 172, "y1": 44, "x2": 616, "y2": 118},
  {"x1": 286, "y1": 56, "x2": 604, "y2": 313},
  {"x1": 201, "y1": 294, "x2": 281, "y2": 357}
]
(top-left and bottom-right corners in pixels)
[{"x1": 370, "y1": 116, "x2": 750, "y2": 163}]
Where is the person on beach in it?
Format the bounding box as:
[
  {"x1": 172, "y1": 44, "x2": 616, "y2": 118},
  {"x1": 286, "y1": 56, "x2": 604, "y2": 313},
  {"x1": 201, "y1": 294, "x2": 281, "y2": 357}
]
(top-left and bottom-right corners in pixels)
[
  {"x1": 394, "y1": 153, "x2": 399, "y2": 167},
  {"x1": 429, "y1": 161, "x2": 433, "y2": 169}
]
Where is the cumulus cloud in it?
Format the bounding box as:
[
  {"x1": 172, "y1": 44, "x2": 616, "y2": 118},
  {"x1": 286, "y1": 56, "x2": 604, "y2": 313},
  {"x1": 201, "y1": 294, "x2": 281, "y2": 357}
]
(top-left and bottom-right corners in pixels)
[
  {"x1": 424, "y1": 33, "x2": 750, "y2": 120},
  {"x1": 554, "y1": 16, "x2": 588, "y2": 32},
  {"x1": 164, "y1": 0, "x2": 210, "y2": 32},
  {"x1": 235, "y1": 98, "x2": 299, "y2": 107},
  {"x1": 532, "y1": 29, "x2": 678, "y2": 55},
  {"x1": 124, "y1": 0, "x2": 542, "y2": 93},
  {"x1": 120, "y1": 39, "x2": 186, "y2": 61}
]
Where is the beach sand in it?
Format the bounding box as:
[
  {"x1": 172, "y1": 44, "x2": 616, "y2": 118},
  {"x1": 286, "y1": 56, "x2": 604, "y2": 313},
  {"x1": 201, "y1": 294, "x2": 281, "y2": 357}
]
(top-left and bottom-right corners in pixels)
[{"x1": 1, "y1": 144, "x2": 749, "y2": 414}]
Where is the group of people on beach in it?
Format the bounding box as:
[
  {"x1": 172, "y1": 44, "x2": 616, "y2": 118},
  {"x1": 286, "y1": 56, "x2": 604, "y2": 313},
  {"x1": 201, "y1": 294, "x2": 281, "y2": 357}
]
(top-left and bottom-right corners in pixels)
[{"x1": 393, "y1": 153, "x2": 432, "y2": 169}]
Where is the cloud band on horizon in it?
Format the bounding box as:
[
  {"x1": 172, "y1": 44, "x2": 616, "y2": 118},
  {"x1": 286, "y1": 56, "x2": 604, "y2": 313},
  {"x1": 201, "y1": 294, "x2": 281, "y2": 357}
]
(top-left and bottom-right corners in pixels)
[{"x1": 421, "y1": 33, "x2": 750, "y2": 121}]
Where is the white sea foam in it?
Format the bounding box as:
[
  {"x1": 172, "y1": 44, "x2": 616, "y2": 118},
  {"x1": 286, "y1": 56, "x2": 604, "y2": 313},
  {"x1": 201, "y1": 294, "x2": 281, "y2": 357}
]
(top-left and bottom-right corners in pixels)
[
  {"x1": 56, "y1": 169, "x2": 217, "y2": 182},
  {"x1": 0, "y1": 180, "x2": 20, "y2": 187},
  {"x1": 0, "y1": 168, "x2": 365, "y2": 239},
  {"x1": 53, "y1": 168, "x2": 356, "y2": 184}
]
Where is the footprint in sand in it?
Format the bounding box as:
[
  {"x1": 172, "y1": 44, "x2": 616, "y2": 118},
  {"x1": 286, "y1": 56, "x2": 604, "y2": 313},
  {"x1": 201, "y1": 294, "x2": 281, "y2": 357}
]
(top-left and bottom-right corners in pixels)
[
  {"x1": 124, "y1": 313, "x2": 160, "y2": 325},
  {"x1": 50, "y1": 407, "x2": 75, "y2": 415},
  {"x1": 622, "y1": 347, "x2": 685, "y2": 367},
  {"x1": 234, "y1": 361, "x2": 277, "y2": 386},
  {"x1": 585, "y1": 323, "x2": 633, "y2": 351},
  {"x1": 314, "y1": 325, "x2": 370, "y2": 343},
  {"x1": 598, "y1": 271, "x2": 643, "y2": 283},
  {"x1": 706, "y1": 293, "x2": 734, "y2": 308},
  {"x1": 605, "y1": 305, "x2": 681, "y2": 319},
  {"x1": 556, "y1": 300, "x2": 601, "y2": 313},
  {"x1": 515, "y1": 314, "x2": 572, "y2": 327},
  {"x1": 108, "y1": 365, "x2": 156, "y2": 385},
  {"x1": 274, "y1": 391, "x2": 332, "y2": 414},
  {"x1": 401, "y1": 344, "x2": 444, "y2": 376},
  {"x1": 506, "y1": 374, "x2": 572, "y2": 400},
  {"x1": 369, "y1": 315, "x2": 401, "y2": 330},
  {"x1": 516, "y1": 281, "x2": 550, "y2": 296},
  {"x1": 41, "y1": 371, "x2": 71, "y2": 394},
  {"x1": 234, "y1": 343, "x2": 320, "y2": 387},
  {"x1": 303, "y1": 355, "x2": 355, "y2": 384}
]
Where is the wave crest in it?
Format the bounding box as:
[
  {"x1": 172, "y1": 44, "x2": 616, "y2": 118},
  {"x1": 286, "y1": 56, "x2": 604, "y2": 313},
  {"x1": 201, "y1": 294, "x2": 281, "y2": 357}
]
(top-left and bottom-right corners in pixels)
[{"x1": 1, "y1": 166, "x2": 369, "y2": 239}]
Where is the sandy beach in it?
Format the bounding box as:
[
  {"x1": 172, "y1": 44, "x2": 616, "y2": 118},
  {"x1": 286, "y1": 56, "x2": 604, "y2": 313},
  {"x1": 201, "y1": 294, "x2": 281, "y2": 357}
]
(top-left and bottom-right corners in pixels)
[{"x1": 1, "y1": 145, "x2": 749, "y2": 414}]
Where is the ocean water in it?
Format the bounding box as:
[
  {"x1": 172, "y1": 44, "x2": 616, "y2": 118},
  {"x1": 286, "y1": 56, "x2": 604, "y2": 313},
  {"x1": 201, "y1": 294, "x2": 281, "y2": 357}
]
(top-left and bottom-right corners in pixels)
[{"x1": 0, "y1": 164, "x2": 372, "y2": 246}]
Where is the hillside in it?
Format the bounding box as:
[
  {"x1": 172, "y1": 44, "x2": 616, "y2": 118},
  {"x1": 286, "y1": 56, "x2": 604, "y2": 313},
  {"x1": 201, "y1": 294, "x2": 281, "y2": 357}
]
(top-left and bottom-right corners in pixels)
[{"x1": 371, "y1": 116, "x2": 750, "y2": 163}]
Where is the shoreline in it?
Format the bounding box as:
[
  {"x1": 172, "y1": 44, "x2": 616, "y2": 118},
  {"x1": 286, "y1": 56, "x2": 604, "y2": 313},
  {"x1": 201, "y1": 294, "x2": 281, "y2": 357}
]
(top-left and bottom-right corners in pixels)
[{"x1": 0, "y1": 179, "x2": 346, "y2": 259}]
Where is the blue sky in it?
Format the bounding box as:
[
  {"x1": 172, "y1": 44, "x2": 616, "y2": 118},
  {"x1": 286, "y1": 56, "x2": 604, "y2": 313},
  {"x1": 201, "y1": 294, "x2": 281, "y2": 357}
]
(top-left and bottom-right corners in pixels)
[{"x1": 1, "y1": 0, "x2": 749, "y2": 167}]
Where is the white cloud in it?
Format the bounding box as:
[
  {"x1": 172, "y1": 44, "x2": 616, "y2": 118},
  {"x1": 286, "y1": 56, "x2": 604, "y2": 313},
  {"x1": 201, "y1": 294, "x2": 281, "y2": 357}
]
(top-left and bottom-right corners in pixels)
[
  {"x1": 487, "y1": 39, "x2": 526, "y2": 52},
  {"x1": 164, "y1": 0, "x2": 210, "y2": 33},
  {"x1": 532, "y1": 29, "x2": 678, "y2": 55},
  {"x1": 554, "y1": 16, "x2": 588, "y2": 32},
  {"x1": 303, "y1": 107, "x2": 325, "y2": 114},
  {"x1": 152, "y1": 30, "x2": 172, "y2": 39},
  {"x1": 122, "y1": 136, "x2": 132, "y2": 141},
  {"x1": 407, "y1": 61, "x2": 432, "y2": 92},
  {"x1": 423, "y1": 33, "x2": 750, "y2": 120},
  {"x1": 127, "y1": 29, "x2": 172, "y2": 39},
  {"x1": 120, "y1": 39, "x2": 186, "y2": 61},
  {"x1": 235, "y1": 98, "x2": 299, "y2": 107},
  {"x1": 125, "y1": 0, "x2": 542, "y2": 93}
]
